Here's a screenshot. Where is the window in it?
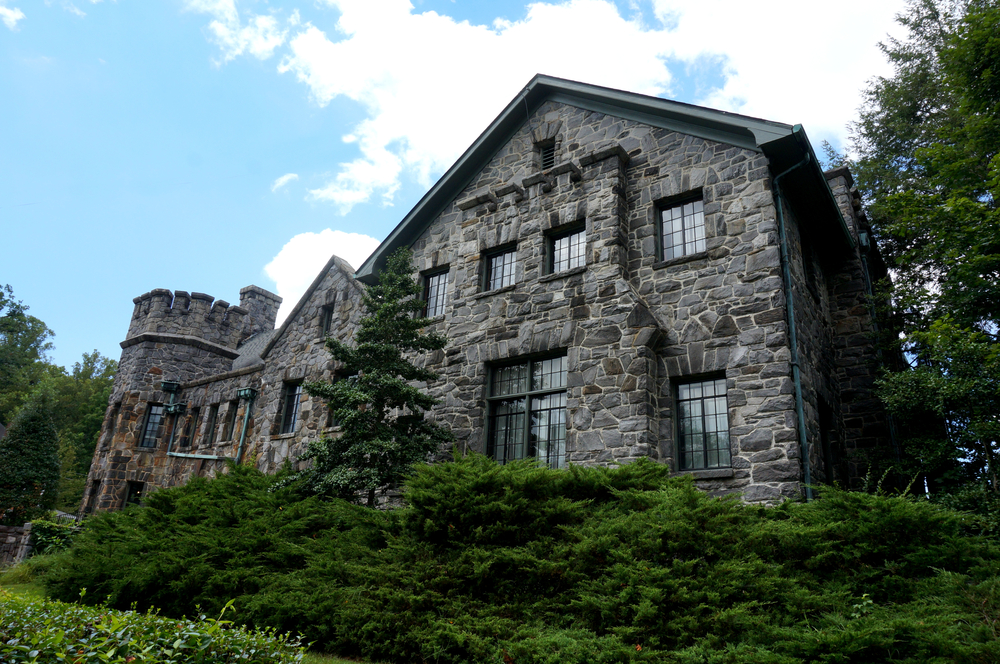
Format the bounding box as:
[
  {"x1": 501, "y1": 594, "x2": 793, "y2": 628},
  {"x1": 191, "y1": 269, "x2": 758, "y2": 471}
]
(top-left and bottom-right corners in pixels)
[
  {"x1": 280, "y1": 383, "x2": 302, "y2": 435},
  {"x1": 202, "y1": 404, "x2": 219, "y2": 447},
  {"x1": 139, "y1": 404, "x2": 164, "y2": 448},
  {"x1": 540, "y1": 144, "x2": 556, "y2": 170},
  {"x1": 488, "y1": 356, "x2": 567, "y2": 469},
  {"x1": 321, "y1": 304, "x2": 335, "y2": 337},
  {"x1": 660, "y1": 197, "x2": 705, "y2": 260},
  {"x1": 423, "y1": 269, "x2": 448, "y2": 318},
  {"x1": 222, "y1": 400, "x2": 239, "y2": 441},
  {"x1": 124, "y1": 480, "x2": 145, "y2": 507},
  {"x1": 484, "y1": 247, "x2": 516, "y2": 291},
  {"x1": 550, "y1": 227, "x2": 585, "y2": 273},
  {"x1": 179, "y1": 407, "x2": 199, "y2": 447},
  {"x1": 676, "y1": 378, "x2": 730, "y2": 470}
]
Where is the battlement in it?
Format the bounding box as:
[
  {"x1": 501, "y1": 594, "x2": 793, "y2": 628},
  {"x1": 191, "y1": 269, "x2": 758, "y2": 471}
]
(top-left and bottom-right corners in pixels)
[
  {"x1": 239, "y1": 285, "x2": 282, "y2": 341},
  {"x1": 127, "y1": 288, "x2": 250, "y2": 350}
]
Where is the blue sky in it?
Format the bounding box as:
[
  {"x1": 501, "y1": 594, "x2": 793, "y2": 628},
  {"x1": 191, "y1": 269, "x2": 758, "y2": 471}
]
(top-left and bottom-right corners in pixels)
[{"x1": 1, "y1": 0, "x2": 906, "y2": 371}]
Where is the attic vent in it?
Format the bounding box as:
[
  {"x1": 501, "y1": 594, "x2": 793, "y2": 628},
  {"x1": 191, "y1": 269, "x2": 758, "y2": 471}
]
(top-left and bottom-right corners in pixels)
[{"x1": 540, "y1": 144, "x2": 556, "y2": 170}]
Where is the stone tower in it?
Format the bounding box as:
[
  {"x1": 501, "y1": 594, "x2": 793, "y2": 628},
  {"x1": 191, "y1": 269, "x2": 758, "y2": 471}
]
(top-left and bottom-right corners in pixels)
[{"x1": 82, "y1": 285, "x2": 281, "y2": 513}]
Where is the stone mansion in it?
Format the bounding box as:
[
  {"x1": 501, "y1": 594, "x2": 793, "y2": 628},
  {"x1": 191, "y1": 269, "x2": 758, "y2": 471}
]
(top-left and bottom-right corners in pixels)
[{"x1": 83, "y1": 75, "x2": 892, "y2": 511}]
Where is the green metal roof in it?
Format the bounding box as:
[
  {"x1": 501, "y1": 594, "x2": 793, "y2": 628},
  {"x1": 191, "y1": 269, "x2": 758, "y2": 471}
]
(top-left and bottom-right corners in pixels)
[{"x1": 355, "y1": 74, "x2": 851, "y2": 283}]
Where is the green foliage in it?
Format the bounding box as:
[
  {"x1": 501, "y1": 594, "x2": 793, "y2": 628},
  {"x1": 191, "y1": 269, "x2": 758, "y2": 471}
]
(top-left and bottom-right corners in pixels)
[
  {"x1": 43, "y1": 463, "x2": 387, "y2": 621},
  {"x1": 852, "y1": 0, "x2": 1000, "y2": 494},
  {"x1": 0, "y1": 590, "x2": 305, "y2": 663},
  {"x1": 297, "y1": 247, "x2": 453, "y2": 506},
  {"x1": 0, "y1": 391, "x2": 60, "y2": 525},
  {"x1": 0, "y1": 285, "x2": 117, "y2": 513},
  {"x1": 30, "y1": 519, "x2": 82, "y2": 555},
  {"x1": 0, "y1": 284, "x2": 56, "y2": 426},
  {"x1": 40, "y1": 457, "x2": 1000, "y2": 663}
]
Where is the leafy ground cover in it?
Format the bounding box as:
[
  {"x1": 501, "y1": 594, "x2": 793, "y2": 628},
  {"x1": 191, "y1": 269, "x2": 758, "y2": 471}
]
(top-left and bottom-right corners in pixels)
[
  {"x1": 0, "y1": 590, "x2": 306, "y2": 663},
  {"x1": 39, "y1": 458, "x2": 1000, "y2": 663}
]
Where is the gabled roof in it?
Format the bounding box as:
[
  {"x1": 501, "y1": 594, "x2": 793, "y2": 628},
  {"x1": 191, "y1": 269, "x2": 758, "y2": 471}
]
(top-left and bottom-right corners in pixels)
[{"x1": 355, "y1": 74, "x2": 852, "y2": 283}]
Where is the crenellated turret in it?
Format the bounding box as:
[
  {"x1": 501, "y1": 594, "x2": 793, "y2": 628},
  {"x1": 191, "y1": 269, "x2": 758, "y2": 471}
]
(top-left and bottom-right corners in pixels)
[{"x1": 127, "y1": 288, "x2": 251, "y2": 350}]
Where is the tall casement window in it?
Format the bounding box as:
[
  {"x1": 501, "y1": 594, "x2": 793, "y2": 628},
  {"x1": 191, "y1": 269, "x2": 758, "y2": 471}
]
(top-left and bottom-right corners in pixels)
[
  {"x1": 676, "y1": 377, "x2": 731, "y2": 470},
  {"x1": 202, "y1": 404, "x2": 219, "y2": 447},
  {"x1": 549, "y1": 227, "x2": 585, "y2": 273},
  {"x1": 484, "y1": 246, "x2": 516, "y2": 291},
  {"x1": 138, "y1": 404, "x2": 164, "y2": 448},
  {"x1": 488, "y1": 356, "x2": 567, "y2": 469},
  {"x1": 423, "y1": 269, "x2": 449, "y2": 318},
  {"x1": 280, "y1": 383, "x2": 302, "y2": 435},
  {"x1": 320, "y1": 304, "x2": 336, "y2": 337},
  {"x1": 222, "y1": 400, "x2": 240, "y2": 441},
  {"x1": 660, "y1": 197, "x2": 705, "y2": 260},
  {"x1": 179, "y1": 407, "x2": 200, "y2": 447}
]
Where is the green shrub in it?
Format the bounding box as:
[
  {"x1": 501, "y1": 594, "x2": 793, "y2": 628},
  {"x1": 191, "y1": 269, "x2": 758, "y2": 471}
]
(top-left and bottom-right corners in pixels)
[
  {"x1": 30, "y1": 519, "x2": 82, "y2": 554},
  {"x1": 0, "y1": 590, "x2": 304, "y2": 663},
  {"x1": 43, "y1": 457, "x2": 1000, "y2": 663}
]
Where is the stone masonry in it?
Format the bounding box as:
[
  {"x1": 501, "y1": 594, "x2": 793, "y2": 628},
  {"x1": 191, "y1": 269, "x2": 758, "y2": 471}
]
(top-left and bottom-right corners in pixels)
[{"x1": 83, "y1": 76, "x2": 893, "y2": 512}]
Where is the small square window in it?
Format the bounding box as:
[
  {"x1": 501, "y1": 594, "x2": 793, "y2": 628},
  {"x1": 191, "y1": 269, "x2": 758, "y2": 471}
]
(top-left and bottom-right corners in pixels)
[
  {"x1": 676, "y1": 377, "x2": 731, "y2": 470},
  {"x1": 550, "y1": 228, "x2": 585, "y2": 273},
  {"x1": 280, "y1": 383, "x2": 302, "y2": 435},
  {"x1": 660, "y1": 197, "x2": 705, "y2": 260},
  {"x1": 139, "y1": 404, "x2": 164, "y2": 448},
  {"x1": 423, "y1": 269, "x2": 449, "y2": 318},
  {"x1": 484, "y1": 247, "x2": 516, "y2": 291},
  {"x1": 124, "y1": 481, "x2": 145, "y2": 507}
]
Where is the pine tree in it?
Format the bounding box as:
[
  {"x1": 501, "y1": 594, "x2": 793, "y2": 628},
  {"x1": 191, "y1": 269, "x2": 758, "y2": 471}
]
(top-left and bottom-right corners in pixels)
[
  {"x1": 0, "y1": 389, "x2": 60, "y2": 525},
  {"x1": 298, "y1": 248, "x2": 453, "y2": 506}
]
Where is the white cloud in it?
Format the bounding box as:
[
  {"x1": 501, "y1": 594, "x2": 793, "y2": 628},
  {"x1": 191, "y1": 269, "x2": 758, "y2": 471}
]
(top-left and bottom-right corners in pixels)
[
  {"x1": 271, "y1": 173, "x2": 299, "y2": 192},
  {"x1": 183, "y1": 0, "x2": 288, "y2": 63},
  {"x1": 278, "y1": 0, "x2": 676, "y2": 214},
  {"x1": 189, "y1": 0, "x2": 905, "y2": 211},
  {"x1": 264, "y1": 229, "x2": 381, "y2": 324},
  {"x1": 0, "y1": 3, "x2": 26, "y2": 30},
  {"x1": 648, "y1": 0, "x2": 905, "y2": 150},
  {"x1": 64, "y1": 3, "x2": 85, "y2": 18}
]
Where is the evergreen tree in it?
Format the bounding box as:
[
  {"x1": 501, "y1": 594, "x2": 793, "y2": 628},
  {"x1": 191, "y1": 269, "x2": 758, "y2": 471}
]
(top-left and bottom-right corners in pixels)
[
  {"x1": 851, "y1": 0, "x2": 1000, "y2": 494},
  {"x1": 297, "y1": 248, "x2": 453, "y2": 506},
  {"x1": 0, "y1": 389, "x2": 60, "y2": 525}
]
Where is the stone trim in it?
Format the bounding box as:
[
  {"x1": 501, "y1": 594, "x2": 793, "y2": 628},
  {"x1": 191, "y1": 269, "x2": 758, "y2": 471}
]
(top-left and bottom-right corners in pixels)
[
  {"x1": 652, "y1": 251, "x2": 710, "y2": 270},
  {"x1": 539, "y1": 266, "x2": 587, "y2": 283},
  {"x1": 181, "y1": 363, "x2": 264, "y2": 389},
  {"x1": 120, "y1": 333, "x2": 241, "y2": 359},
  {"x1": 672, "y1": 468, "x2": 735, "y2": 480},
  {"x1": 548, "y1": 161, "x2": 582, "y2": 182},
  {"x1": 456, "y1": 190, "x2": 498, "y2": 211},
  {"x1": 470, "y1": 284, "x2": 517, "y2": 301},
  {"x1": 578, "y1": 144, "x2": 631, "y2": 168}
]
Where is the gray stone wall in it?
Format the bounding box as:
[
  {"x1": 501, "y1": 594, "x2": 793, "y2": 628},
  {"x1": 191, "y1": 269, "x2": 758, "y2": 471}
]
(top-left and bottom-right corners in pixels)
[
  {"x1": 407, "y1": 100, "x2": 804, "y2": 500},
  {"x1": 83, "y1": 264, "x2": 364, "y2": 512},
  {"x1": 83, "y1": 101, "x2": 893, "y2": 512},
  {"x1": 0, "y1": 523, "x2": 32, "y2": 566}
]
